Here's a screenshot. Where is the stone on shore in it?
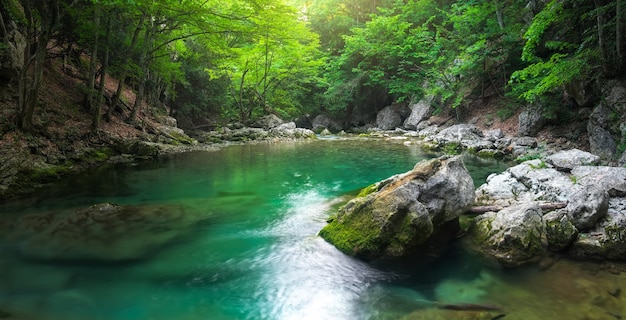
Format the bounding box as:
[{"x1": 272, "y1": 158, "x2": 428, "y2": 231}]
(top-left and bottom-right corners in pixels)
[
  {"x1": 469, "y1": 203, "x2": 544, "y2": 267},
  {"x1": 472, "y1": 151, "x2": 626, "y2": 263}
]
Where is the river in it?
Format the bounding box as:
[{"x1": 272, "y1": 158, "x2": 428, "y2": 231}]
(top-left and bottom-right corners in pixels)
[{"x1": 0, "y1": 137, "x2": 625, "y2": 320}]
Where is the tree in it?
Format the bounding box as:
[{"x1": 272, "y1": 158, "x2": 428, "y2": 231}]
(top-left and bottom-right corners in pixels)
[
  {"x1": 219, "y1": 0, "x2": 323, "y2": 123},
  {"x1": 16, "y1": 0, "x2": 77, "y2": 131},
  {"x1": 509, "y1": 0, "x2": 625, "y2": 106}
]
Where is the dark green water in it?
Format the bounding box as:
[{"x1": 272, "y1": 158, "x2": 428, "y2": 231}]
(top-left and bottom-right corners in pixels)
[{"x1": 3, "y1": 137, "x2": 623, "y2": 320}]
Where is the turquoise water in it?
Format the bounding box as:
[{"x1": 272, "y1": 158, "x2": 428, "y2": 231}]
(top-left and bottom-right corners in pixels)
[{"x1": 3, "y1": 137, "x2": 623, "y2": 320}]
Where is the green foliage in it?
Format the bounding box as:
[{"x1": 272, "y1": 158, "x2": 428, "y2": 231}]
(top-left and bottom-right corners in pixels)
[
  {"x1": 0, "y1": 0, "x2": 25, "y2": 23},
  {"x1": 510, "y1": 53, "x2": 590, "y2": 102}
]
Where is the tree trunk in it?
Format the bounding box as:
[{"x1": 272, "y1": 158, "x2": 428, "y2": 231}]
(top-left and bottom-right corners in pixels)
[
  {"x1": 466, "y1": 202, "x2": 567, "y2": 214},
  {"x1": 617, "y1": 0, "x2": 624, "y2": 72},
  {"x1": 16, "y1": 0, "x2": 77, "y2": 130},
  {"x1": 129, "y1": 15, "x2": 155, "y2": 124},
  {"x1": 494, "y1": 0, "x2": 504, "y2": 30},
  {"x1": 107, "y1": 13, "x2": 145, "y2": 122},
  {"x1": 17, "y1": 0, "x2": 57, "y2": 130},
  {"x1": 92, "y1": 13, "x2": 111, "y2": 132},
  {"x1": 594, "y1": 0, "x2": 610, "y2": 75},
  {"x1": 86, "y1": 6, "x2": 101, "y2": 112}
]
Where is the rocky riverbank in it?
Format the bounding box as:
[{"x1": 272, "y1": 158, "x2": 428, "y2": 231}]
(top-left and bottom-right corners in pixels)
[{"x1": 0, "y1": 113, "x2": 315, "y2": 201}]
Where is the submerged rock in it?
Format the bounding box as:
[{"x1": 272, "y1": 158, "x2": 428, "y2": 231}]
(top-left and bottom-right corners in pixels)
[
  {"x1": 1, "y1": 203, "x2": 210, "y2": 262},
  {"x1": 318, "y1": 156, "x2": 474, "y2": 260}
]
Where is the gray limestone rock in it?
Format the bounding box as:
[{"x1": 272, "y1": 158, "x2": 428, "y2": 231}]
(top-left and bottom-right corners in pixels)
[
  {"x1": 470, "y1": 203, "x2": 544, "y2": 267},
  {"x1": 312, "y1": 114, "x2": 344, "y2": 133},
  {"x1": 566, "y1": 185, "x2": 609, "y2": 231},
  {"x1": 545, "y1": 149, "x2": 600, "y2": 172},
  {"x1": 518, "y1": 103, "x2": 546, "y2": 137},
  {"x1": 251, "y1": 114, "x2": 284, "y2": 129},
  {"x1": 587, "y1": 122, "x2": 617, "y2": 160},
  {"x1": 376, "y1": 105, "x2": 411, "y2": 130},
  {"x1": 403, "y1": 97, "x2": 433, "y2": 130}
]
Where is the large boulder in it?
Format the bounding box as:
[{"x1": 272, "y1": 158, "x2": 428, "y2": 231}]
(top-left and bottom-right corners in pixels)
[
  {"x1": 569, "y1": 197, "x2": 626, "y2": 260},
  {"x1": 268, "y1": 122, "x2": 316, "y2": 139},
  {"x1": 251, "y1": 114, "x2": 284, "y2": 129},
  {"x1": 311, "y1": 114, "x2": 344, "y2": 133},
  {"x1": 586, "y1": 80, "x2": 626, "y2": 160},
  {"x1": 424, "y1": 124, "x2": 493, "y2": 152},
  {"x1": 544, "y1": 209, "x2": 578, "y2": 252},
  {"x1": 403, "y1": 97, "x2": 433, "y2": 130},
  {"x1": 545, "y1": 149, "x2": 600, "y2": 172},
  {"x1": 376, "y1": 104, "x2": 411, "y2": 130},
  {"x1": 517, "y1": 103, "x2": 546, "y2": 137},
  {"x1": 566, "y1": 185, "x2": 609, "y2": 231},
  {"x1": 319, "y1": 156, "x2": 474, "y2": 260},
  {"x1": 587, "y1": 122, "x2": 617, "y2": 160},
  {"x1": 469, "y1": 203, "x2": 544, "y2": 267}
]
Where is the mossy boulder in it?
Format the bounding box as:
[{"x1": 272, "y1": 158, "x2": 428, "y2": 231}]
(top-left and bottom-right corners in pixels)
[
  {"x1": 469, "y1": 203, "x2": 544, "y2": 267},
  {"x1": 319, "y1": 155, "x2": 474, "y2": 260}
]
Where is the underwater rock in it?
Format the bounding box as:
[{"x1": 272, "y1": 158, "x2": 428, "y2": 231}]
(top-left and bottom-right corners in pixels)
[
  {"x1": 3, "y1": 202, "x2": 210, "y2": 262},
  {"x1": 319, "y1": 155, "x2": 474, "y2": 260},
  {"x1": 469, "y1": 203, "x2": 544, "y2": 267}
]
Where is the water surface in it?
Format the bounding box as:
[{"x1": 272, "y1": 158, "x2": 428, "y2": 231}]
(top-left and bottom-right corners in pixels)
[{"x1": 0, "y1": 137, "x2": 624, "y2": 320}]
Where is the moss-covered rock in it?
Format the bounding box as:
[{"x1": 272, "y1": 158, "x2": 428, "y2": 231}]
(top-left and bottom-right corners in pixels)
[
  {"x1": 544, "y1": 209, "x2": 578, "y2": 252},
  {"x1": 319, "y1": 156, "x2": 474, "y2": 260},
  {"x1": 469, "y1": 203, "x2": 545, "y2": 267}
]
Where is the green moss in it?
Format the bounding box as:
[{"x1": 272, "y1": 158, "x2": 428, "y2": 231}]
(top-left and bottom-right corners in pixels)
[
  {"x1": 81, "y1": 147, "x2": 115, "y2": 163},
  {"x1": 356, "y1": 183, "x2": 378, "y2": 198},
  {"x1": 477, "y1": 149, "x2": 497, "y2": 159},
  {"x1": 442, "y1": 142, "x2": 461, "y2": 155},
  {"x1": 459, "y1": 215, "x2": 474, "y2": 232},
  {"x1": 421, "y1": 142, "x2": 440, "y2": 152},
  {"x1": 528, "y1": 160, "x2": 548, "y2": 169},
  {"x1": 169, "y1": 131, "x2": 195, "y2": 145},
  {"x1": 386, "y1": 214, "x2": 418, "y2": 256},
  {"x1": 26, "y1": 163, "x2": 73, "y2": 182},
  {"x1": 515, "y1": 153, "x2": 541, "y2": 163},
  {"x1": 318, "y1": 202, "x2": 383, "y2": 258}
]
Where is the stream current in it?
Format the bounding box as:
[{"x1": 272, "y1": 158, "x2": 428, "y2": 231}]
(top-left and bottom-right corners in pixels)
[{"x1": 1, "y1": 137, "x2": 625, "y2": 320}]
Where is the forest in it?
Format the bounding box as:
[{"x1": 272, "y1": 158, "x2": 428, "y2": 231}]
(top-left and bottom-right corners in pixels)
[{"x1": 0, "y1": 0, "x2": 624, "y2": 134}]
